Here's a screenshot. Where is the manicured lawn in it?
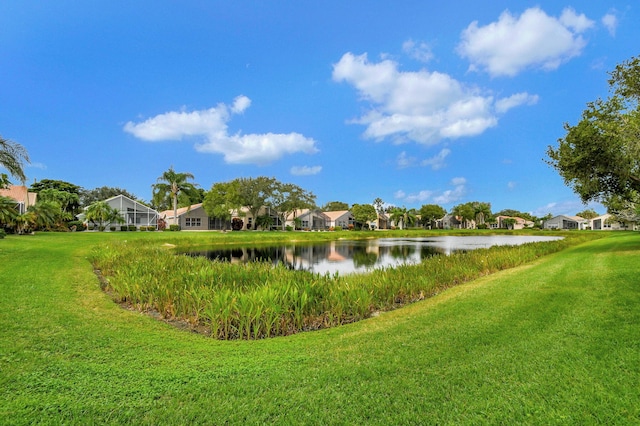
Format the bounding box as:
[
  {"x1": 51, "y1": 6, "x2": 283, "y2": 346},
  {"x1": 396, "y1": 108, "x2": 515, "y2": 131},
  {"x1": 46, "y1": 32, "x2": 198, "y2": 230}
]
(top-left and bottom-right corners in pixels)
[{"x1": 1, "y1": 231, "x2": 638, "y2": 424}]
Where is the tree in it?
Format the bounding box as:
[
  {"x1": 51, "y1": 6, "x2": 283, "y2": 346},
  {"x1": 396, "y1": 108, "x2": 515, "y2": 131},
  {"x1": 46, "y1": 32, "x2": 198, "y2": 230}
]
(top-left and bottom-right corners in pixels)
[
  {"x1": 85, "y1": 201, "x2": 124, "y2": 230},
  {"x1": 29, "y1": 179, "x2": 81, "y2": 195},
  {"x1": 235, "y1": 176, "x2": 276, "y2": 229},
  {"x1": 576, "y1": 209, "x2": 599, "y2": 219},
  {"x1": 419, "y1": 204, "x2": 446, "y2": 229},
  {"x1": 547, "y1": 56, "x2": 640, "y2": 206},
  {"x1": 471, "y1": 201, "x2": 492, "y2": 226},
  {"x1": 27, "y1": 201, "x2": 63, "y2": 231},
  {"x1": 270, "y1": 182, "x2": 316, "y2": 231},
  {"x1": 0, "y1": 135, "x2": 30, "y2": 184},
  {"x1": 37, "y1": 188, "x2": 80, "y2": 219},
  {"x1": 452, "y1": 203, "x2": 476, "y2": 228},
  {"x1": 388, "y1": 206, "x2": 417, "y2": 229},
  {"x1": 203, "y1": 180, "x2": 242, "y2": 223},
  {"x1": 0, "y1": 196, "x2": 18, "y2": 228},
  {"x1": 351, "y1": 203, "x2": 377, "y2": 230},
  {"x1": 322, "y1": 201, "x2": 349, "y2": 211},
  {"x1": 495, "y1": 209, "x2": 535, "y2": 222},
  {"x1": 79, "y1": 186, "x2": 137, "y2": 207},
  {"x1": 373, "y1": 198, "x2": 385, "y2": 214},
  {"x1": 152, "y1": 167, "x2": 199, "y2": 225}
]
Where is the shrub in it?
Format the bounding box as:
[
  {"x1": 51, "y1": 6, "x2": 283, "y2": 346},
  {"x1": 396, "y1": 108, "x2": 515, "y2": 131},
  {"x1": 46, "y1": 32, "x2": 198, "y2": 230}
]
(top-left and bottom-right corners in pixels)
[
  {"x1": 98, "y1": 226, "x2": 106, "y2": 232},
  {"x1": 128, "y1": 225, "x2": 137, "y2": 231},
  {"x1": 120, "y1": 226, "x2": 128, "y2": 231},
  {"x1": 285, "y1": 225, "x2": 293, "y2": 231},
  {"x1": 0, "y1": 229, "x2": 6, "y2": 239},
  {"x1": 147, "y1": 226, "x2": 155, "y2": 231},
  {"x1": 169, "y1": 224, "x2": 181, "y2": 232},
  {"x1": 110, "y1": 226, "x2": 116, "y2": 232}
]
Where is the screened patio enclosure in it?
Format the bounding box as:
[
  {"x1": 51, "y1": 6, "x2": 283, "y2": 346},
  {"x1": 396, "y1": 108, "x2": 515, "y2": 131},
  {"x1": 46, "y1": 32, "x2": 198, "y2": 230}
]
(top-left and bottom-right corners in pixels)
[{"x1": 79, "y1": 195, "x2": 159, "y2": 229}]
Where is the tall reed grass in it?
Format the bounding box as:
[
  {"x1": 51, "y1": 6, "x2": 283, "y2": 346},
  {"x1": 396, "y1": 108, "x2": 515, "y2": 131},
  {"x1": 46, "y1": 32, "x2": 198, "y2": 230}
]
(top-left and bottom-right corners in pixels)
[{"x1": 90, "y1": 233, "x2": 601, "y2": 339}]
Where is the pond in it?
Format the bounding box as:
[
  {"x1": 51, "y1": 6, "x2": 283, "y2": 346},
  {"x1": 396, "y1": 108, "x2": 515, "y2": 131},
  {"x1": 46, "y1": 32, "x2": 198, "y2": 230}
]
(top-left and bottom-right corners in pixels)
[{"x1": 180, "y1": 235, "x2": 563, "y2": 276}]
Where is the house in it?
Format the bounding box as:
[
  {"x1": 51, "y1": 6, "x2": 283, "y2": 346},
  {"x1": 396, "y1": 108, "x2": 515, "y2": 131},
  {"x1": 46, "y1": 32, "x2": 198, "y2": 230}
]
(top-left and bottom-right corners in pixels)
[
  {"x1": 79, "y1": 194, "x2": 159, "y2": 230},
  {"x1": 543, "y1": 215, "x2": 585, "y2": 230},
  {"x1": 492, "y1": 215, "x2": 534, "y2": 230},
  {"x1": 286, "y1": 209, "x2": 330, "y2": 230},
  {"x1": 324, "y1": 210, "x2": 355, "y2": 229},
  {"x1": 0, "y1": 185, "x2": 37, "y2": 214},
  {"x1": 588, "y1": 213, "x2": 635, "y2": 231},
  {"x1": 368, "y1": 213, "x2": 389, "y2": 230},
  {"x1": 160, "y1": 203, "x2": 231, "y2": 231},
  {"x1": 439, "y1": 214, "x2": 476, "y2": 229}
]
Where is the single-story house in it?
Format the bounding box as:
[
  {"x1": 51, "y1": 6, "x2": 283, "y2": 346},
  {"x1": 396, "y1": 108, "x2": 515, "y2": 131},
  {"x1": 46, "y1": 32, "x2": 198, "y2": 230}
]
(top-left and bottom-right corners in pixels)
[
  {"x1": 492, "y1": 215, "x2": 534, "y2": 230},
  {"x1": 439, "y1": 214, "x2": 475, "y2": 229},
  {"x1": 588, "y1": 213, "x2": 635, "y2": 231},
  {"x1": 543, "y1": 215, "x2": 585, "y2": 230},
  {"x1": 368, "y1": 213, "x2": 389, "y2": 230},
  {"x1": 0, "y1": 185, "x2": 37, "y2": 214},
  {"x1": 324, "y1": 210, "x2": 355, "y2": 229},
  {"x1": 286, "y1": 209, "x2": 330, "y2": 230},
  {"x1": 160, "y1": 203, "x2": 231, "y2": 231},
  {"x1": 79, "y1": 194, "x2": 159, "y2": 230}
]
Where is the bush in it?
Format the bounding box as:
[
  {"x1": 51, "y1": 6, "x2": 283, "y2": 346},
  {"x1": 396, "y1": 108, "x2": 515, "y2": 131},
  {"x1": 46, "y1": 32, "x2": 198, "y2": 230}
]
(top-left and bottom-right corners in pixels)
[
  {"x1": 110, "y1": 226, "x2": 116, "y2": 232},
  {"x1": 285, "y1": 225, "x2": 293, "y2": 231},
  {"x1": 169, "y1": 224, "x2": 181, "y2": 232},
  {"x1": 120, "y1": 226, "x2": 128, "y2": 231},
  {"x1": 147, "y1": 226, "x2": 155, "y2": 231},
  {"x1": 128, "y1": 225, "x2": 137, "y2": 231},
  {"x1": 334, "y1": 226, "x2": 342, "y2": 231},
  {"x1": 98, "y1": 226, "x2": 106, "y2": 232},
  {"x1": 0, "y1": 229, "x2": 6, "y2": 239}
]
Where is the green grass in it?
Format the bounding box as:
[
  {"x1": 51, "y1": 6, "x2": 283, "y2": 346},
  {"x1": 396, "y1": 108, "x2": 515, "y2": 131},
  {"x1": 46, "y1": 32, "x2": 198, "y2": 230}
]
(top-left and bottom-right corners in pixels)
[{"x1": 1, "y1": 231, "x2": 639, "y2": 424}]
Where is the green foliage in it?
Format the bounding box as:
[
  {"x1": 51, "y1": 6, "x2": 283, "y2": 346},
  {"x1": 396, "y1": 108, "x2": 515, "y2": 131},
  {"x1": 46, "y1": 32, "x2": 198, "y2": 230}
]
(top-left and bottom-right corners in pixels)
[
  {"x1": 419, "y1": 204, "x2": 446, "y2": 228},
  {"x1": 323, "y1": 201, "x2": 349, "y2": 211},
  {"x1": 576, "y1": 208, "x2": 599, "y2": 219},
  {"x1": 152, "y1": 166, "x2": 199, "y2": 213},
  {"x1": 0, "y1": 228, "x2": 5, "y2": 238},
  {"x1": 168, "y1": 224, "x2": 181, "y2": 231},
  {"x1": 351, "y1": 203, "x2": 377, "y2": 229},
  {"x1": 29, "y1": 179, "x2": 80, "y2": 195},
  {"x1": 547, "y1": 55, "x2": 640, "y2": 205},
  {"x1": 79, "y1": 186, "x2": 138, "y2": 207},
  {"x1": 0, "y1": 135, "x2": 30, "y2": 183},
  {"x1": 389, "y1": 206, "x2": 417, "y2": 229},
  {"x1": 90, "y1": 231, "x2": 600, "y2": 341},
  {"x1": 85, "y1": 201, "x2": 124, "y2": 229}
]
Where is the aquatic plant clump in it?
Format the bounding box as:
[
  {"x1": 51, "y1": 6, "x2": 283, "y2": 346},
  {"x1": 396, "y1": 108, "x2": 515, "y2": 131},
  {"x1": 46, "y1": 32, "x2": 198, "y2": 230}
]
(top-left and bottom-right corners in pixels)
[{"x1": 90, "y1": 233, "x2": 601, "y2": 339}]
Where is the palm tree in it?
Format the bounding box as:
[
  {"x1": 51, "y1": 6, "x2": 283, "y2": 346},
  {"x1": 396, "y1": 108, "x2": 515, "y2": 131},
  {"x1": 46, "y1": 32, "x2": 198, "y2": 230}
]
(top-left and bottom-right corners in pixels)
[
  {"x1": 85, "y1": 201, "x2": 124, "y2": 230},
  {"x1": 0, "y1": 136, "x2": 30, "y2": 184},
  {"x1": 0, "y1": 196, "x2": 18, "y2": 228},
  {"x1": 152, "y1": 166, "x2": 199, "y2": 226},
  {"x1": 389, "y1": 206, "x2": 417, "y2": 229},
  {"x1": 28, "y1": 201, "x2": 62, "y2": 231}
]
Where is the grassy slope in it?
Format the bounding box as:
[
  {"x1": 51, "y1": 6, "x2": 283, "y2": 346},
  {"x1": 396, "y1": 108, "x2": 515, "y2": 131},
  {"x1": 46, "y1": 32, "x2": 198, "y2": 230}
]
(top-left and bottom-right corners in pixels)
[{"x1": 0, "y1": 232, "x2": 638, "y2": 424}]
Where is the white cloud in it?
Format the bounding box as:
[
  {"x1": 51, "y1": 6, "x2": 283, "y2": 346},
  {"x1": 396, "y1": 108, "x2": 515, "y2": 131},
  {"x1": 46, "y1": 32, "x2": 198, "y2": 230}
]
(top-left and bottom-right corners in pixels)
[
  {"x1": 333, "y1": 52, "x2": 537, "y2": 145},
  {"x1": 531, "y1": 199, "x2": 604, "y2": 217},
  {"x1": 507, "y1": 181, "x2": 517, "y2": 190},
  {"x1": 420, "y1": 148, "x2": 450, "y2": 170},
  {"x1": 26, "y1": 162, "x2": 47, "y2": 170},
  {"x1": 290, "y1": 165, "x2": 322, "y2": 176},
  {"x1": 602, "y1": 13, "x2": 618, "y2": 37},
  {"x1": 495, "y1": 93, "x2": 539, "y2": 113},
  {"x1": 396, "y1": 151, "x2": 417, "y2": 169},
  {"x1": 395, "y1": 176, "x2": 467, "y2": 206},
  {"x1": 402, "y1": 39, "x2": 434, "y2": 63},
  {"x1": 457, "y1": 7, "x2": 594, "y2": 77},
  {"x1": 124, "y1": 96, "x2": 318, "y2": 165}
]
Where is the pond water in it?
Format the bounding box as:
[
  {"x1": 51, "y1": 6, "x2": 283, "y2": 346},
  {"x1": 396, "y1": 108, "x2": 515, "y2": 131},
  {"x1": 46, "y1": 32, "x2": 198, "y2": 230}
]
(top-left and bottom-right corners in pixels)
[{"x1": 180, "y1": 235, "x2": 563, "y2": 276}]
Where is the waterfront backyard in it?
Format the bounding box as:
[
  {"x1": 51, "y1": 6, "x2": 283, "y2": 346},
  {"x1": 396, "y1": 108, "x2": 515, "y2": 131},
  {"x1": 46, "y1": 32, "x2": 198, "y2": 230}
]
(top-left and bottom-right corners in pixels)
[{"x1": 1, "y1": 231, "x2": 638, "y2": 424}]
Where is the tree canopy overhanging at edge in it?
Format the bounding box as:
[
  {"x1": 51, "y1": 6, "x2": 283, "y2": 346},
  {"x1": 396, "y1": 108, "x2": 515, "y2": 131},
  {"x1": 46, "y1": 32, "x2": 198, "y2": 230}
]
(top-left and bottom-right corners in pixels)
[{"x1": 547, "y1": 55, "x2": 640, "y2": 212}]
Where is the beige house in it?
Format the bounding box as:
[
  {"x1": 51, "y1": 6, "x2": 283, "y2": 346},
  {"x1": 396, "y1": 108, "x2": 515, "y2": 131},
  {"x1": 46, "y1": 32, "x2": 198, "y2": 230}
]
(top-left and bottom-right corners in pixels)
[
  {"x1": 323, "y1": 210, "x2": 355, "y2": 229},
  {"x1": 492, "y1": 215, "x2": 534, "y2": 230},
  {"x1": 286, "y1": 209, "x2": 330, "y2": 230},
  {"x1": 0, "y1": 185, "x2": 37, "y2": 214},
  {"x1": 588, "y1": 213, "x2": 636, "y2": 231},
  {"x1": 160, "y1": 203, "x2": 231, "y2": 231}
]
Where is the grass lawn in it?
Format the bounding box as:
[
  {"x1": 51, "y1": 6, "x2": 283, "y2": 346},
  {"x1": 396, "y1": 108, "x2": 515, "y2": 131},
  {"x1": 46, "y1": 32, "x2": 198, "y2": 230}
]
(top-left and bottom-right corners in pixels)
[{"x1": 1, "y1": 231, "x2": 638, "y2": 424}]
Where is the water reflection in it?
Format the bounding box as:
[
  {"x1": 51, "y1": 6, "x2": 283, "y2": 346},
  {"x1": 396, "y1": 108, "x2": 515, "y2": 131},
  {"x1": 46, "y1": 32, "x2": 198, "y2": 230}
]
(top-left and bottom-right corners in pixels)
[{"x1": 181, "y1": 235, "x2": 562, "y2": 276}]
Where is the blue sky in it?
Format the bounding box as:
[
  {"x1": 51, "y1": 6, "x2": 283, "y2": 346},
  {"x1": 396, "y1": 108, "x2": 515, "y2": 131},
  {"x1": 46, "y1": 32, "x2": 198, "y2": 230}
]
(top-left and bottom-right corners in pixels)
[{"x1": 1, "y1": 1, "x2": 637, "y2": 217}]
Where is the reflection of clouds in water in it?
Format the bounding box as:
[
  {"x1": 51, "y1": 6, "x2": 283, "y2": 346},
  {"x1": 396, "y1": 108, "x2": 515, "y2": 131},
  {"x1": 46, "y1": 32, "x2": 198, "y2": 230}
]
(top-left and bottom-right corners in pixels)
[{"x1": 184, "y1": 236, "x2": 563, "y2": 276}]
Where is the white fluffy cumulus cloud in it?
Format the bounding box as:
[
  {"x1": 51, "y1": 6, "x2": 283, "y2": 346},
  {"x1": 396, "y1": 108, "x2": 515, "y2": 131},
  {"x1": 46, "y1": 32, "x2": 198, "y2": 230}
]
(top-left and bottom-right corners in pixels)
[
  {"x1": 332, "y1": 52, "x2": 536, "y2": 145},
  {"x1": 395, "y1": 177, "x2": 467, "y2": 205},
  {"x1": 123, "y1": 95, "x2": 318, "y2": 165},
  {"x1": 458, "y1": 7, "x2": 594, "y2": 77}
]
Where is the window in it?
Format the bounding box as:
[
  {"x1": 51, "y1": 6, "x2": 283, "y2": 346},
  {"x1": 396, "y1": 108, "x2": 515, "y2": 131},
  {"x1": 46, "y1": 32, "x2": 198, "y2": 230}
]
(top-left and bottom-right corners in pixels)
[{"x1": 185, "y1": 217, "x2": 201, "y2": 227}]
